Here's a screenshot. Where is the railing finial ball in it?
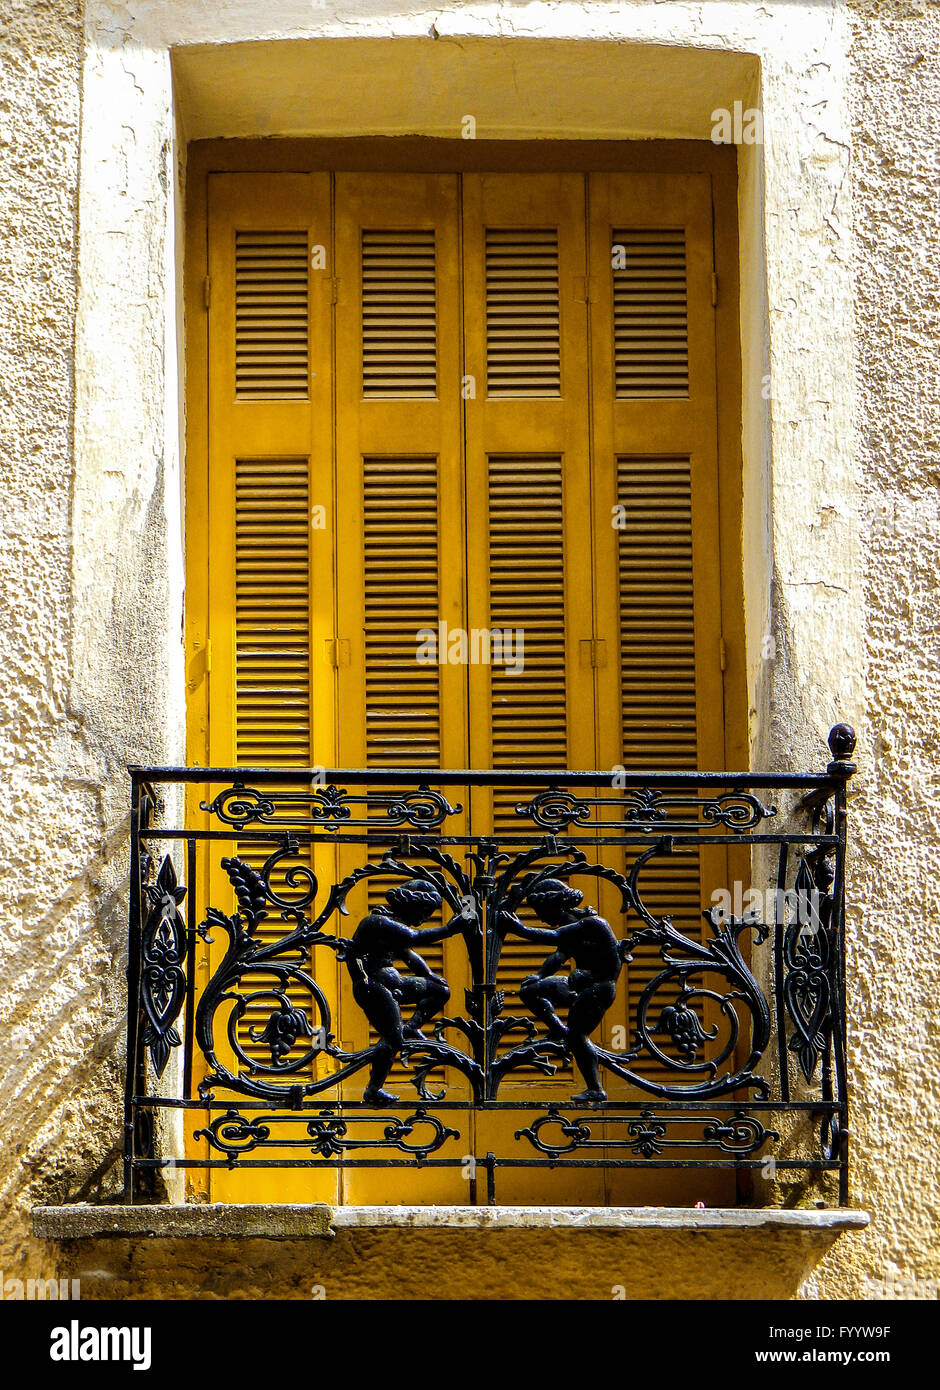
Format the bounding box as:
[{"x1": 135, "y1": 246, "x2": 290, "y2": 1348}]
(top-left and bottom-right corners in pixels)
[{"x1": 828, "y1": 723, "x2": 857, "y2": 761}]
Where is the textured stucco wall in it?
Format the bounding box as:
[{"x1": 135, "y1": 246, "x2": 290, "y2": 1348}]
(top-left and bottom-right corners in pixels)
[
  {"x1": 0, "y1": 0, "x2": 106, "y2": 1271},
  {"x1": 0, "y1": 0, "x2": 937, "y2": 1300},
  {"x1": 803, "y1": 0, "x2": 940, "y2": 1300}
]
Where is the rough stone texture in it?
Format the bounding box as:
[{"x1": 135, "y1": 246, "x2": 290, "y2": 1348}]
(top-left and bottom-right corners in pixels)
[
  {"x1": 0, "y1": 0, "x2": 113, "y2": 1279},
  {"x1": 32, "y1": 1202, "x2": 869, "y2": 1238},
  {"x1": 0, "y1": 0, "x2": 938, "y2": 1301},
  {"x1": 33, "y1": 1202, "x2": 335, "y2": 1239},
  {"x1": 801, "y1": 0, "x2": 940, "y2": 1300},
  {"x1": 39, "y1": 1227, "x2": 856, "y2": 1301}
]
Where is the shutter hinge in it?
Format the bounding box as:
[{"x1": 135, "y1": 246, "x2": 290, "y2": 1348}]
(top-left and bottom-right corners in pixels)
[
  {"x1": 330, "y1": 276, "x2": 339, "y2": 305},
  {"x1": 719, "y1": 636, "x2": 727, "y2": 672},
  {"x1": 711, "y1": 271, "x2": 719, "y2": 307},
  {"x1": 327, "y1": 637, "x2": 350, "y2": 668},
  {"x1": 187, "y1": 637, "x2": 211, "y2": 691},
  {"x1": 579, "y1": 638, "x2": 608, "y2": 669},
  {"x1": 203, "y1": 275, "x2": 211, "y2": 309}
]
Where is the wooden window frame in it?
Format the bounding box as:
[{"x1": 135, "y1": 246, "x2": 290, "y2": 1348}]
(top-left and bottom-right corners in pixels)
[{"x1": 184, "y1": 136, "x2": 746, "y2": 780}]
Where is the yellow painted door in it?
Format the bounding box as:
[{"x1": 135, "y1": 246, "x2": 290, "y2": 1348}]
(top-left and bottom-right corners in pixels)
[
  {"x1": 461, "y1": 174, "x2": 605, "y2": 1201},
  {"x1": 332, "y1": 174, "x2": 472, "y2": 1202},
  {"x1": 587, "y1": 173, "x2": 732, "y2": 1203},
  {"x1": 199, "y1": 173, "x2": 339, "y2": 1203},
  {"x1": 195, "y1": 167, "x2": 732, "y2": 1205}
]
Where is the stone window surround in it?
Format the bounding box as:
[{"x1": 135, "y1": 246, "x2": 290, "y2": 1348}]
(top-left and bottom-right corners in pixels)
[{"x1": 60, "y1": 7, "x2": 862, "y2": 1235}]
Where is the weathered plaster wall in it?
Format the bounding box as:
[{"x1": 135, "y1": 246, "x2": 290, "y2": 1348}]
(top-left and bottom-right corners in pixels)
[
  {"x1": 1, "y1": 0, "x2": 937, "y2": 1300},
  {"x1": 0, "y1": 0, "x2": 187, "y2": 1281},
  {"x1": 0, "y1": 0, "x2": 107, "y2": 1274},
  {"x1": 803, "y1": 0, "x2": 940, "y2": 1300}
]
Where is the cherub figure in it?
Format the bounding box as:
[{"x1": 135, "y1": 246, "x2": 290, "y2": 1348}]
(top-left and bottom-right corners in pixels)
[
  {"x1": 501, "y1": 878, "x2": 627, "y2": 1103},
  {"x1": 346, "y1": 879, "x2": 474, "y2": 1105}
]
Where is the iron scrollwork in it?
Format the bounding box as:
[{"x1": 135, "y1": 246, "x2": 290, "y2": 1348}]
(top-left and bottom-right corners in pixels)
[
  {"x1": 194, "y1": 1106, "x2": 458, "y2": 1163},
  {"x1": 516, "y1": 1106, "x2": 779, "y2": 1158},
  {"x1": 192, "y1": 829, "x2": 776, "y2": 1107},
  {"x1": 128, "y1": 723, "x2": 855, "y2": 1200},
  {"x1": 140, "y1": 855, "x2": 187, "y2": 1078},
  {"x1": 783, "y1": 853, "x2": 835, "y2": 1083}
]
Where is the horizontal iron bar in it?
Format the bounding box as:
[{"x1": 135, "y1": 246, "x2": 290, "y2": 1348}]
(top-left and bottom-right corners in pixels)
[
  {"x1": 137, "y1": 829, "x2": 839, "y2": 848},
  {"x1": 135, "y1": 1097, "x2": 840, "y2": 1112},
  {"x1": 132, "y1": 1158, "x2": 840, "y2": 1171},
  {"x1": 129, "y1": 765, "x2": 834, "y2": 789}
]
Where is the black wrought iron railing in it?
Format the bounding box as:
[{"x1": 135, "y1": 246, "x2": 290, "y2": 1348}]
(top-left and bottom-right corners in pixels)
[{"x1": 125, "y1": 723, "x2": 856, "y2": 1205}]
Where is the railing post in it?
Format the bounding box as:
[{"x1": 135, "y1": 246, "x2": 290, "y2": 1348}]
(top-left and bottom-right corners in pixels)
[
  {"x1": 826, "y1": 723, "x2": 857, "y2": 1207},
  {"x1": 122, "y1": 773, "x2": 144, "y2": 1203}
]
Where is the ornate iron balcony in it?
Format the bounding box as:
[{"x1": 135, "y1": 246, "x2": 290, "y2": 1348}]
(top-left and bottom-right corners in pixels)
[{"x1": 125, "y1": 724, "x2": 856, "y2": 1205}]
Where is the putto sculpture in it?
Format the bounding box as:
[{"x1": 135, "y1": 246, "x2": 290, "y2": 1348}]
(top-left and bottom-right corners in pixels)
[
  {"x1": 501, "y1": 878, "x2": 630, "y2": 1102},
  {"x1": 346, "y1": 879, "x2": 475, "y2": 1105}
]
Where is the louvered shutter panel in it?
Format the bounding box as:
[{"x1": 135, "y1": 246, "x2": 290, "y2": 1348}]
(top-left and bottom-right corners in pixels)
[
  {"x1": 361, "y1": 230, "x2": 437, "y2": 397},
  {"x1": 205, "y1": 175, "x2": 334, "y2": 1115},
  {"x1": 485, "y1": 229, "x2": 561, "y2": 396},
  {"x1": 333, "y1": 174, "x2": 469, "y2": 1130},
  {"x1": 612, "y1": 229, "x2": 689, "y2": 398},
  {"x1": 363, "y1": 457, "x2": 441, "y2": 765},
  {"x1": 234, "y1": 231, "x2": 310, "y2": 398},
  {"x1": 234, "y1": 457, "x2": 312, "y2": 766},
  {"x1": 617, "y1": 456, "x2": 696, "y2": 767},
  {"x1": 590, "y1": 174, "x2": 726, "y2": 1089},
  {"x1": 462, "y1": 175, "x2": 594, "y2": 1089}
]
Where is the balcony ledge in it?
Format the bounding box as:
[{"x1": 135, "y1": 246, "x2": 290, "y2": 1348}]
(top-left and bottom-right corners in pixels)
[{"x1": 33, "y1": 1203, "x2": 871, "y2": 1241}]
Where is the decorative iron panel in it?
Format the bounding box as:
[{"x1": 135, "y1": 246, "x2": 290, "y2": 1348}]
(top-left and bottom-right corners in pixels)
[{"x1": 124, "y1": 723, "x2": 856, "y2": 1205}]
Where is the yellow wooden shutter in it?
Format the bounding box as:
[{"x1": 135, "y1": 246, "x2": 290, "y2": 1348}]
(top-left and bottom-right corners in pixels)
[
  {"x1": 203, "y1": 174, "x2": 338, "y2": 1204},
  {"x1": 589, "y1": 174, "x2": 727, "y2": 1091},
  {"x1": 195, "y1": 165, "x2": 735, "y2": 1207},
  {"x1": 332, "y1": 177, "x2": 472, "y2": 1201}
]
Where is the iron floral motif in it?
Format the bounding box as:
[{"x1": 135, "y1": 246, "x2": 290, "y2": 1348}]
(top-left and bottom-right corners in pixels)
[
  {"x1": 783, "y1": 852, "x2": 835, "y2": 1082},
  {"x1": 140, "y1": 855, "x2": 187, "y2": 1078}
]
